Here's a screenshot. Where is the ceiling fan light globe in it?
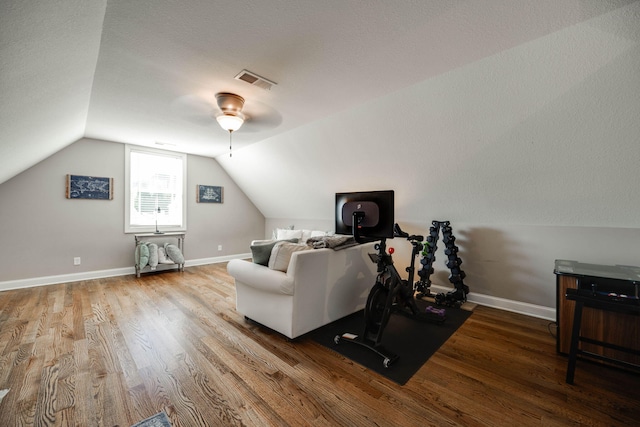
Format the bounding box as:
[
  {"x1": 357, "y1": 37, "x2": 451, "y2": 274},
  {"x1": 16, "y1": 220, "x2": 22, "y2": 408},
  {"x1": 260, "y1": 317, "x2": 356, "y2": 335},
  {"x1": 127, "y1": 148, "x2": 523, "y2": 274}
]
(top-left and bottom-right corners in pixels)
[{"x1": 216, "y1": 114, "x2": 244, "y2": 132}]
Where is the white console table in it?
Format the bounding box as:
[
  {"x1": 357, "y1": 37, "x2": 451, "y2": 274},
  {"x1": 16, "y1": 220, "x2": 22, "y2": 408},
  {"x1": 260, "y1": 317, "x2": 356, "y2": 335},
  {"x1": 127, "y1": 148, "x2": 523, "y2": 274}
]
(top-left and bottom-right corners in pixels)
[{"x1": 134, "y1": 232, "x2": 185, "y2": 277}]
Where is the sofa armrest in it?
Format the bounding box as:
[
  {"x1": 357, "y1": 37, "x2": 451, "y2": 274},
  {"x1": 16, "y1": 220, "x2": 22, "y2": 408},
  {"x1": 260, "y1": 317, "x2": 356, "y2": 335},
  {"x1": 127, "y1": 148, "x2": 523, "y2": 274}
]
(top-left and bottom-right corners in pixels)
[
  {"x1": 250, "y1": 239, "x2": 271, "y2": 245},
  {"x1": 227, "y1": 259, "x2": 295, "y2": 295}
]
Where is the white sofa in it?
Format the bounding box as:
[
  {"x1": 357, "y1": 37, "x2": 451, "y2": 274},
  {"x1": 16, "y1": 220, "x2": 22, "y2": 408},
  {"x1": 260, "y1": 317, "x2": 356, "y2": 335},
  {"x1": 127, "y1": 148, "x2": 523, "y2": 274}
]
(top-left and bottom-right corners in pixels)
[{"x1": 227, "y1": 241, "x2": 378, "y2": 339}]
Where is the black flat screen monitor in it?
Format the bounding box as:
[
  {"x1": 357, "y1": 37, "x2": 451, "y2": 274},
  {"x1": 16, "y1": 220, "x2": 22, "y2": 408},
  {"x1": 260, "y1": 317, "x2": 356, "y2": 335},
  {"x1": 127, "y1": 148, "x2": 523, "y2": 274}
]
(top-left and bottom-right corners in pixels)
[{"x1": 335, "y1": 190, "x2": 394, "y2": 240}]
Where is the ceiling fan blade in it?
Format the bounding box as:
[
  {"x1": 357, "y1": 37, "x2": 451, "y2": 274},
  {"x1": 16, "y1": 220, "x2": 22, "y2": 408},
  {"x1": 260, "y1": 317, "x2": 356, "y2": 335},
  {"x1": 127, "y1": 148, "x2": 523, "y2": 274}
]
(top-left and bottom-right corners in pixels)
[
  {"x1": 171, "y1": 93, "x2": 281, "y2": 132},
  {"x1": 240, "y1": 100, "x2": 282, "y2": 132},
  {"x1": 170, "y1": 94, "x2": 215, "y2": 126}
]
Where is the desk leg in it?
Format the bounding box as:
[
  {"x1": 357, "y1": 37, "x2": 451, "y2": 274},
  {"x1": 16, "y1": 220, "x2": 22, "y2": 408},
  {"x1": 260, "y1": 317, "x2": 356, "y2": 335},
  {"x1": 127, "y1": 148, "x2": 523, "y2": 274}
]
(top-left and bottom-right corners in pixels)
[
  {"x1": 179, "y1": 236, "x2": 184, "y2": 272},
  {"x1": 566, "y1": 301, "x2": 584, "y2": 384}
]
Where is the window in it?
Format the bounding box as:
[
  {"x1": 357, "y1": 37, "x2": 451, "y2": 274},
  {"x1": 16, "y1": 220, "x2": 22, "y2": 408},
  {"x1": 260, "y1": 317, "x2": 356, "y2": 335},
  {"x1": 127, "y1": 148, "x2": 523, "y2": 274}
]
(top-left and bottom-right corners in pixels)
[{"x1": 125, "y1": 145, "x2": 187, "y2": 233}]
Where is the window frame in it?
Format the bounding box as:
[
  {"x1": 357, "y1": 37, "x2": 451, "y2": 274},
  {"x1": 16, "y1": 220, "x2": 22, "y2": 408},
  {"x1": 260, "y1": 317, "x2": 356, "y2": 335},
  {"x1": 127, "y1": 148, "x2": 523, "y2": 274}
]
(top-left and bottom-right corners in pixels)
[{"x1": 124, "y1": 144, "x2": 187, "y2": 233}]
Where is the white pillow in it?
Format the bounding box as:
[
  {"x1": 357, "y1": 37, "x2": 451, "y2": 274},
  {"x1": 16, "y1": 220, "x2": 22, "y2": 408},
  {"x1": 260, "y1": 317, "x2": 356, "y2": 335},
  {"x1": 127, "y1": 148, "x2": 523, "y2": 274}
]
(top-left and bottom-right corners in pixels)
[
  {"x1": 164, "y1": 243, "x2": 185, "y2": 264},
  {"x1": 268, "y1": 242, "x2": 310, "y2": 272},
  {"x1": 300, "y1": 229, "x2": 312, "y2": 243},
  {"x1": 275, "y1": 228, "x2": 303, "y2": 241},
  {"x1": 157, "y1": 246, "x2": 173, "y2": 264},
  {"x1": 148, "y1": 243, "x2": 158, "y2": 270},
  {"x1": 272, "y1": 226, "x2": 293, "y2": 239}
]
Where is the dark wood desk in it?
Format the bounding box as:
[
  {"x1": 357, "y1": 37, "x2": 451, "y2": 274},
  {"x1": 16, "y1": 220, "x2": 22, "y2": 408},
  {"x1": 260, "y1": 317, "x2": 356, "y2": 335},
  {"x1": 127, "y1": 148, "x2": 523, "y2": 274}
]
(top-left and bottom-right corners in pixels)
[{"x1": 555, "y1": 260, "x2": 640, "y2": 371}]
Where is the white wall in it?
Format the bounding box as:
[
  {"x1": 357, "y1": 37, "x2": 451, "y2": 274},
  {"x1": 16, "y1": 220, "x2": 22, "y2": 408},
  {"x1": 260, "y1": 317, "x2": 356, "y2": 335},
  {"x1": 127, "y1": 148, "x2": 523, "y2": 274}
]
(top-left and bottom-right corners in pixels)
[
  {"x1": 0, "y1": 138, "x2": 264, "y2": 287},
  {"x1": 219, "y1": 3, "x2": 640, "y2": 317}
]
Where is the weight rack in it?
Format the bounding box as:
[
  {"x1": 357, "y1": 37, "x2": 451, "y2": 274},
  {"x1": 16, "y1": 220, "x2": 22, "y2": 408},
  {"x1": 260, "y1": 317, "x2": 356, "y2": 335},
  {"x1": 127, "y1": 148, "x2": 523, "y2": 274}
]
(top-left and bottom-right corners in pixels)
[{"x1": 415, "y1": 220, "x2": 470, "y2": 307}]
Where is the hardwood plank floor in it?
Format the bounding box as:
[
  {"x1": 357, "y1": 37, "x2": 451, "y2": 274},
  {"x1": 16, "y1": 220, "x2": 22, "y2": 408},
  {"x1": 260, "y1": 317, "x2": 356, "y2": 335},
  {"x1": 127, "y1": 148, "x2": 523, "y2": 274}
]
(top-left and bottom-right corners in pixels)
[{"x1": 0, "y1": 263, "x2": 638, "y2": 426}]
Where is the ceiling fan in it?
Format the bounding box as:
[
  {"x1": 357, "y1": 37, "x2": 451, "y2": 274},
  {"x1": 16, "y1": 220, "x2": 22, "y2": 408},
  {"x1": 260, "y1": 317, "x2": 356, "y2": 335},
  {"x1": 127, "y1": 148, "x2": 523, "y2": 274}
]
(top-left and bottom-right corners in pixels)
[
  {"x1": 171, "y1": 91, "x2": 282, "y2": 156},
  {"x1": 218, "y1": 92, "x2": 253, "y2": 157},
  {"x1": 215, "y1": 92, "x2": 246, "y2": 132}
]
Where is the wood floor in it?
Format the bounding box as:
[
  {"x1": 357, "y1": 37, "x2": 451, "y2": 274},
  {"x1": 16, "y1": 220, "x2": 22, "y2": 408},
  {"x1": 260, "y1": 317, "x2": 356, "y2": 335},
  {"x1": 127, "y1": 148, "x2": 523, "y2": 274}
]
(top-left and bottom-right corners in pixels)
[{"x1": 0, "y1": 263, "x2": 638, "y2": 426}]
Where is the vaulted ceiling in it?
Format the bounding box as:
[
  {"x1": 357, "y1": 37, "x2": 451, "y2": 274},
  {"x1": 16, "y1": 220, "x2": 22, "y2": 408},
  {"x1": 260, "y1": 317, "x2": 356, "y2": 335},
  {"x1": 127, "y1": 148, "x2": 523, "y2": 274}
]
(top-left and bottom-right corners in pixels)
[{"x1": 1, "y1": 0, "x2": 635, "y2": 185}]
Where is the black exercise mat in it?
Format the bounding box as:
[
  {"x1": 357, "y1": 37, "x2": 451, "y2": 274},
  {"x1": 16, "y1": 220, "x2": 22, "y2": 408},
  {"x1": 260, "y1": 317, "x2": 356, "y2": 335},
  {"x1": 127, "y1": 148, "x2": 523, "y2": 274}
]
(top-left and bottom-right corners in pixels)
[{"x1": 307, "y1": 299, "x2": 472, "y2": 385}]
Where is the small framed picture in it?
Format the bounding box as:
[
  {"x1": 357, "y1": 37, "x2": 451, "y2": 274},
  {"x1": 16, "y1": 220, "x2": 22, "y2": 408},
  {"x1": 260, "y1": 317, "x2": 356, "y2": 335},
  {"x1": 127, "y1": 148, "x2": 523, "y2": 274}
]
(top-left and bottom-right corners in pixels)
[
  {"x1": 66, "y1": 174, "x2": 113, "y2": 200},
  {"x1": 197, "y1": 185, "x2": 223, "y2": 203}
]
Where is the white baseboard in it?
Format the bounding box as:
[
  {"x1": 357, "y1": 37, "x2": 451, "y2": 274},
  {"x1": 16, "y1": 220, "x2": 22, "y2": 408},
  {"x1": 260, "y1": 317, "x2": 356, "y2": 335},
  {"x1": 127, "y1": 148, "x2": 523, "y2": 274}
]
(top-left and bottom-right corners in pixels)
[
  {"x1": 0, "y1": 253, "x2": 252, "y2": 293},
  {"x1": 429, "y1": 284, "x2": 556, "y2": 321},
  {"x1": 0, "y1": 256, "x2": 556, "y2": 321},
  {"x1": 0, "y1": 267, "x2": 135, "y2": 292}
]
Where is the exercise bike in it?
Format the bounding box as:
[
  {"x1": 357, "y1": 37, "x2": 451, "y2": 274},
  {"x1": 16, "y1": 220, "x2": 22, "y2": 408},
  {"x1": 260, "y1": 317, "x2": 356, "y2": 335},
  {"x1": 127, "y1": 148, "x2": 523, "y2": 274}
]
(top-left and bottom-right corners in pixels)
[{"x1": 334, "y1": 223, "x2": 446, "y2": 368}]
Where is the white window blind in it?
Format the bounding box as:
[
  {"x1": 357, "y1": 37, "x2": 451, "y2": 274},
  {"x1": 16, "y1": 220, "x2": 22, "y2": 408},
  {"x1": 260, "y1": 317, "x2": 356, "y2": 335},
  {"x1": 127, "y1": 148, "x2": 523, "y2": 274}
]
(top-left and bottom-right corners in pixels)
[{"x1": 125, "y1": 146, "x2": 187, "y2": 232}]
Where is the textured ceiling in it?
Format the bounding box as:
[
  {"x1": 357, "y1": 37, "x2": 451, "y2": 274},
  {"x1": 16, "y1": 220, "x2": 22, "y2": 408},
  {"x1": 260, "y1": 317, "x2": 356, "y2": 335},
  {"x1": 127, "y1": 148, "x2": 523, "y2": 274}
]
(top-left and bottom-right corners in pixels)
[{"x1": 1, "y1": 0, "x2": 635, "y2": 184}]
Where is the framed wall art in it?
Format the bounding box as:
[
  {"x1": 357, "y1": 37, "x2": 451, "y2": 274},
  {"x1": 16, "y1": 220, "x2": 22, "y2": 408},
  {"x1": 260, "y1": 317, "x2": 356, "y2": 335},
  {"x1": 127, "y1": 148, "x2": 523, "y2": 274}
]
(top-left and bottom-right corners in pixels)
[
  {"x1": 197, "y1": 185, "x2": 223, "y2": 203},
  {"x1": 66, "y1": 174, "x2": 113, "y2": 200}
]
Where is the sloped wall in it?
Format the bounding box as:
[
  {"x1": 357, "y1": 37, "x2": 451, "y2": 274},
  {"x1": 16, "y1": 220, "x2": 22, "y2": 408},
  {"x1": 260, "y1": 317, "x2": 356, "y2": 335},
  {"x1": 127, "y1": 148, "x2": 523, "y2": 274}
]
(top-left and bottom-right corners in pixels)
[
  {"x1": 220, "y1": 4, "x2": 640, "y2": 315},
  {"x1": 0, "y1": 138, "x2": 264, "y2": 285}
]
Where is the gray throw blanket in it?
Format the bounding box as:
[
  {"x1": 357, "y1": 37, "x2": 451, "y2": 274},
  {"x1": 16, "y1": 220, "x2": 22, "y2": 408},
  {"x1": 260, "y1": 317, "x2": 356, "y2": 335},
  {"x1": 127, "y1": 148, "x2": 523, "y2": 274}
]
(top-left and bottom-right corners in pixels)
[{"x1": 307, "y1": 235, "x2": 357, "y2": 250}]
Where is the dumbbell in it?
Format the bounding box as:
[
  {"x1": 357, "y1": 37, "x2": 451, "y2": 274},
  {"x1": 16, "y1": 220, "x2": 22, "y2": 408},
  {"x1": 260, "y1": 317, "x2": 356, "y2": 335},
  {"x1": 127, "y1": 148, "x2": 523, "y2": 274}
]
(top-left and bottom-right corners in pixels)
[
  {"x1": 444, "y1": 246, "x2": 458, "y2": 256},
  {"x1": 418, "y1": 269, "x2": 434, "y2": 281},
  {"x1": 448, "y1": 271, "x2": 467, "y2": 282},
  {"x1": 446, "y1": 257, "x2": 463, "y2": 268},
  {"x1": 415, "y1": 280, "x2": 431, "y2": 294},
  {"x1": 443, "y1": 235, "x2": 456, "y2": 244},
  {"x1": 449, "y1": 266, "x2": 463, "y2": 274},
  {"x1": 423, "y1": 252, "x2": 436, "y2": 262}
]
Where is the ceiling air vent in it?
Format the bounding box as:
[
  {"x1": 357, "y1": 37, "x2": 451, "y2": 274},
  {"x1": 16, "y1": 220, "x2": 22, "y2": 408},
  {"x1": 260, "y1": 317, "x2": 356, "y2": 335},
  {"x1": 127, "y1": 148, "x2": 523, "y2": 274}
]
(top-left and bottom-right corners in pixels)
[{"x1": 234, "y1": 69, "x2": 277, "y2": 91}]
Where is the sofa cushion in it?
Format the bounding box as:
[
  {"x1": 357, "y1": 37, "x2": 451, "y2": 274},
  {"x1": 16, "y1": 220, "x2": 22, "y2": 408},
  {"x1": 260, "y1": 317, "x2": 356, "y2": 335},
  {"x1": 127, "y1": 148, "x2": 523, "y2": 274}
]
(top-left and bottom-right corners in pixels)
[
  {"x1": 251, "y1": 238, "x2": 299, "y2": 266},
  {"x1": 268, "y1": 242, "x2": 311, "y2": 272}
]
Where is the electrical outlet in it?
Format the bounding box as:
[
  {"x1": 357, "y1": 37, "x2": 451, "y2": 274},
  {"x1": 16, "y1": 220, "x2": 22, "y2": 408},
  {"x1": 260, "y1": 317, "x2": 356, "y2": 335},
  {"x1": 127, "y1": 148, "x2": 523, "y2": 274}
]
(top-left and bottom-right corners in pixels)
[
  {"x1": 73, "y1": 257, "x2": 81, "y2": 265},
  {"x1": 218, "y1": 245, "x2": 222, "y2": 251}
]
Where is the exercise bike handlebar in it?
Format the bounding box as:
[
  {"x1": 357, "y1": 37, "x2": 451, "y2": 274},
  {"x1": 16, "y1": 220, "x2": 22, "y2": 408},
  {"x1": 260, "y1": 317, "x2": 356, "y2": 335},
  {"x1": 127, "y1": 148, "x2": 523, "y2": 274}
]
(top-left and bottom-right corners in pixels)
[{"x1": 393, "y1": 223, "x2": 423, "y2": 243}]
